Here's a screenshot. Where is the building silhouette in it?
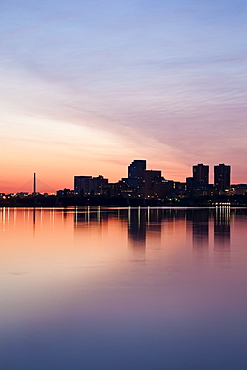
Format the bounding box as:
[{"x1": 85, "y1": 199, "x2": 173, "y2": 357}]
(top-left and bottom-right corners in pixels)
[
  {"x1": 74, "y1": 175, "x2": 108, "y2": 196},
  {"x1": 193, "y1": 164, "x2": 209, "y2": 186},
  {"x1": 139, "y1": 170, "x2": 173, "y2": 198},
  {"x1": 128, "y1": 160, "x2": 146, "y2": 188},
  {"x1": 214, "y1": 164, "x2": 231, "y2": 192}
]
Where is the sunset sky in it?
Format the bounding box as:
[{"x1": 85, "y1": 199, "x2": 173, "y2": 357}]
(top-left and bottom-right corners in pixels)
[{"x1": 1, "y1": 0, "x2": 246, "y2": 192}]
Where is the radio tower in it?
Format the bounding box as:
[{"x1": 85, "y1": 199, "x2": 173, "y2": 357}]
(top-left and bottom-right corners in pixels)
[{"x1": 33, "y1": 172, "x2": 36, "y2": 195}]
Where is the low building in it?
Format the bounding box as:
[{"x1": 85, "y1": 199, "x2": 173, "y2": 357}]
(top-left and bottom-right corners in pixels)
[{"x1": 74, "y1": 175, "x2": 108, "y2": 196}]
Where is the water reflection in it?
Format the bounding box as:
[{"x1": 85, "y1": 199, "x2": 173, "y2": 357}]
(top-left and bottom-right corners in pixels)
[
  {"x1": 1, "y1": 207, "x2": 247, "y2": 370},
  {"x1": 191, "y1": 209, "x2": 210, "y2": 261},
  {"x1": 74, "y1": 206, "x2": 104, "y2": 228},
  {"x1": 127, "y1": 208, "x2": 146, "y2": 261},
  {"x1": 214, "y1": 207, "x2": 231, "y2": 263},
  {"x1": 72, "y1": 207, "x2": 234, "y2": 263}
]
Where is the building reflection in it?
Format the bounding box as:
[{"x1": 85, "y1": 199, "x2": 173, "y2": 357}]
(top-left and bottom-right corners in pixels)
[
  {"x1": 186, "y1": 208, "x2": 231, "y2": 263},
  {"x1": 72, "y1": 207, "x2": 233, "y2": 263},
  {"x1": 127, "y1": 208, "x2": 163, "y2": 261},
  {"x1": 62, "y1": 207, "x2": 68, "y2": 219},
  {"x1": 73, "y1": 207, "x2": 165, "y2": 261},
  {"x1": 74, "y1": 206, "x2": 105, "y2": 228},
  {"x1": 127, "y1": 208, "x2": 146, "y2": 261},
  {"x1": 214, "y1": 207, "x2": 231, "y2": 263},
  {"x1": 190, "y1": 209, "x2": 210, "y2": 261}
]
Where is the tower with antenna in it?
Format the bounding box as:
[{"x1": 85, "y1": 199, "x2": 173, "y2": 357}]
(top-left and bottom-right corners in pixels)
[{"x1": 33, "y1": 172, "x2": 36, "y2": 195}]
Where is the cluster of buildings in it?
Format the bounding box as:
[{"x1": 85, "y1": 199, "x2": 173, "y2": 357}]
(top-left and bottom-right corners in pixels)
[
  {"x1": 186, "y1": 163, "x2": 231, "y2": 193},
  {"x1": 73, "y1": 160, "x2": 174, "y2": 199},
  {"x1": 2, "y1": 160, "x2": 247, "y2": 205},
  {"x1": 69, "y1": 160, "x2": 246, "y2": 200}
]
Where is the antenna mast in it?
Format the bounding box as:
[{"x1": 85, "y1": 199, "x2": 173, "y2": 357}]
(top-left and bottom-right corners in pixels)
[{"x1": 33, "y1": 172, "x2": 36, "y2": 195}]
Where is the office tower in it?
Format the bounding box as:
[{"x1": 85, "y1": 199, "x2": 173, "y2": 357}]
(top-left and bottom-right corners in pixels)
[
  {"x1": 128, "y1": 160, "x2": 146, "y2": 188},
  {"x1": 142, "y1": 170, "x2": 162, "y2": 198},
  {"x1": 214, "y1": 164, "x2": 231, "y2": 191},
  {"x1": 193, "y1": 164, "x2": 209, "y2": 186}
]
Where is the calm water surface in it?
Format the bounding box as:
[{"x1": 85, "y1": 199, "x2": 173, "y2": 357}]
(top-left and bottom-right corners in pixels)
[{"x1": 1, "y1": 207, "x2": 247, "y2": 370}]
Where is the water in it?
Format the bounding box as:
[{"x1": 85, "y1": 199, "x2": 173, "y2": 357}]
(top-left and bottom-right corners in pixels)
[{"x1": 0, "y1": 207, "x2": 247, "y2": 370}]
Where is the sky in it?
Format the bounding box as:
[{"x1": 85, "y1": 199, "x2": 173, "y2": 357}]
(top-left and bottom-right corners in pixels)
[{"x1": 0, "y1": 0, "x2": 246, "y2": 192}]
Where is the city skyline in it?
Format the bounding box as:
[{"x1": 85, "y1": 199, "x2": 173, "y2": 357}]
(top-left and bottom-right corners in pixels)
[
  {"x1": 1, "y1": 1, "x2": 246, "y2": 192},
  {"x1": 0, "y1": 159, "x2": 240, "y2": 194},
  {"x1": 0, "y1": 160, "x2": 237, "y2": 195}
]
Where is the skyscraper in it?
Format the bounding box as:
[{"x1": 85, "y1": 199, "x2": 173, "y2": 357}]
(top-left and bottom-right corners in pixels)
[
  {"x1": 193, "y1": 163, "x2": 209, "y2": 186},
  {"x1": 128, "y1": 160, "x2": 146, "y2": 188},
  {"x1": 214, "y1": 164, "x2": 231, "y2": 191}
]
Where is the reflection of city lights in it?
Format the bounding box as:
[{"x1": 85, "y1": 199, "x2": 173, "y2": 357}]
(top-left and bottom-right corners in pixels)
[{"x1": 215, "y1": 202, "x2": 231, "y2": 207}]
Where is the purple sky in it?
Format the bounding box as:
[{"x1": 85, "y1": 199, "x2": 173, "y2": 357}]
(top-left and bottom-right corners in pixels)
[{"x1": 0, "y1": 0, "x2": 246, "y2": 191}]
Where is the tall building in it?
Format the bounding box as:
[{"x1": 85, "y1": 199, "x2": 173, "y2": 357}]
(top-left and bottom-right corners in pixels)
[
  {"x1": 128, "y1": 160, "x2": 146, "y2": 188},
  {"x1": 193, "y1": 163, "x2": 209, "y2": 186},
  {"x1": 214, "y1": 164, "x2": 231, "y2": 191},
  {"x1": 141, "y1": 170, "x2": 162, "y2": 198}
]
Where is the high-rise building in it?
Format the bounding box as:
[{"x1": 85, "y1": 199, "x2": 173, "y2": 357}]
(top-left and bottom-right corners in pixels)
[
  {"x1": 214, "y1": 164, "x2": 231, "y2": 191},
  {"x1": 128, "y1": 160, "x2": 146, "y2": 188},
  {"x1": 193, "y1": 163, "x2": 209, "y2": 186},
  {"x1": 141, "y1": 170, "x2": 162, "y2": 198}
]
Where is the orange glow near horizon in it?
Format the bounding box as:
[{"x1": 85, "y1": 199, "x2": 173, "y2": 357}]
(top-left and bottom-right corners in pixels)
[
  {"x1": 1, "y1": 101, "x2": 246, "y2": 193},
  {"x1": 0, "y1": 112, "x2": 192, "y2": 193},
  {"x1": 1, "y1": 158, "x2": 245, "y2": 194},
  {"x1": 1, "y1": 0, "x2": 247, "y2": 192}
]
